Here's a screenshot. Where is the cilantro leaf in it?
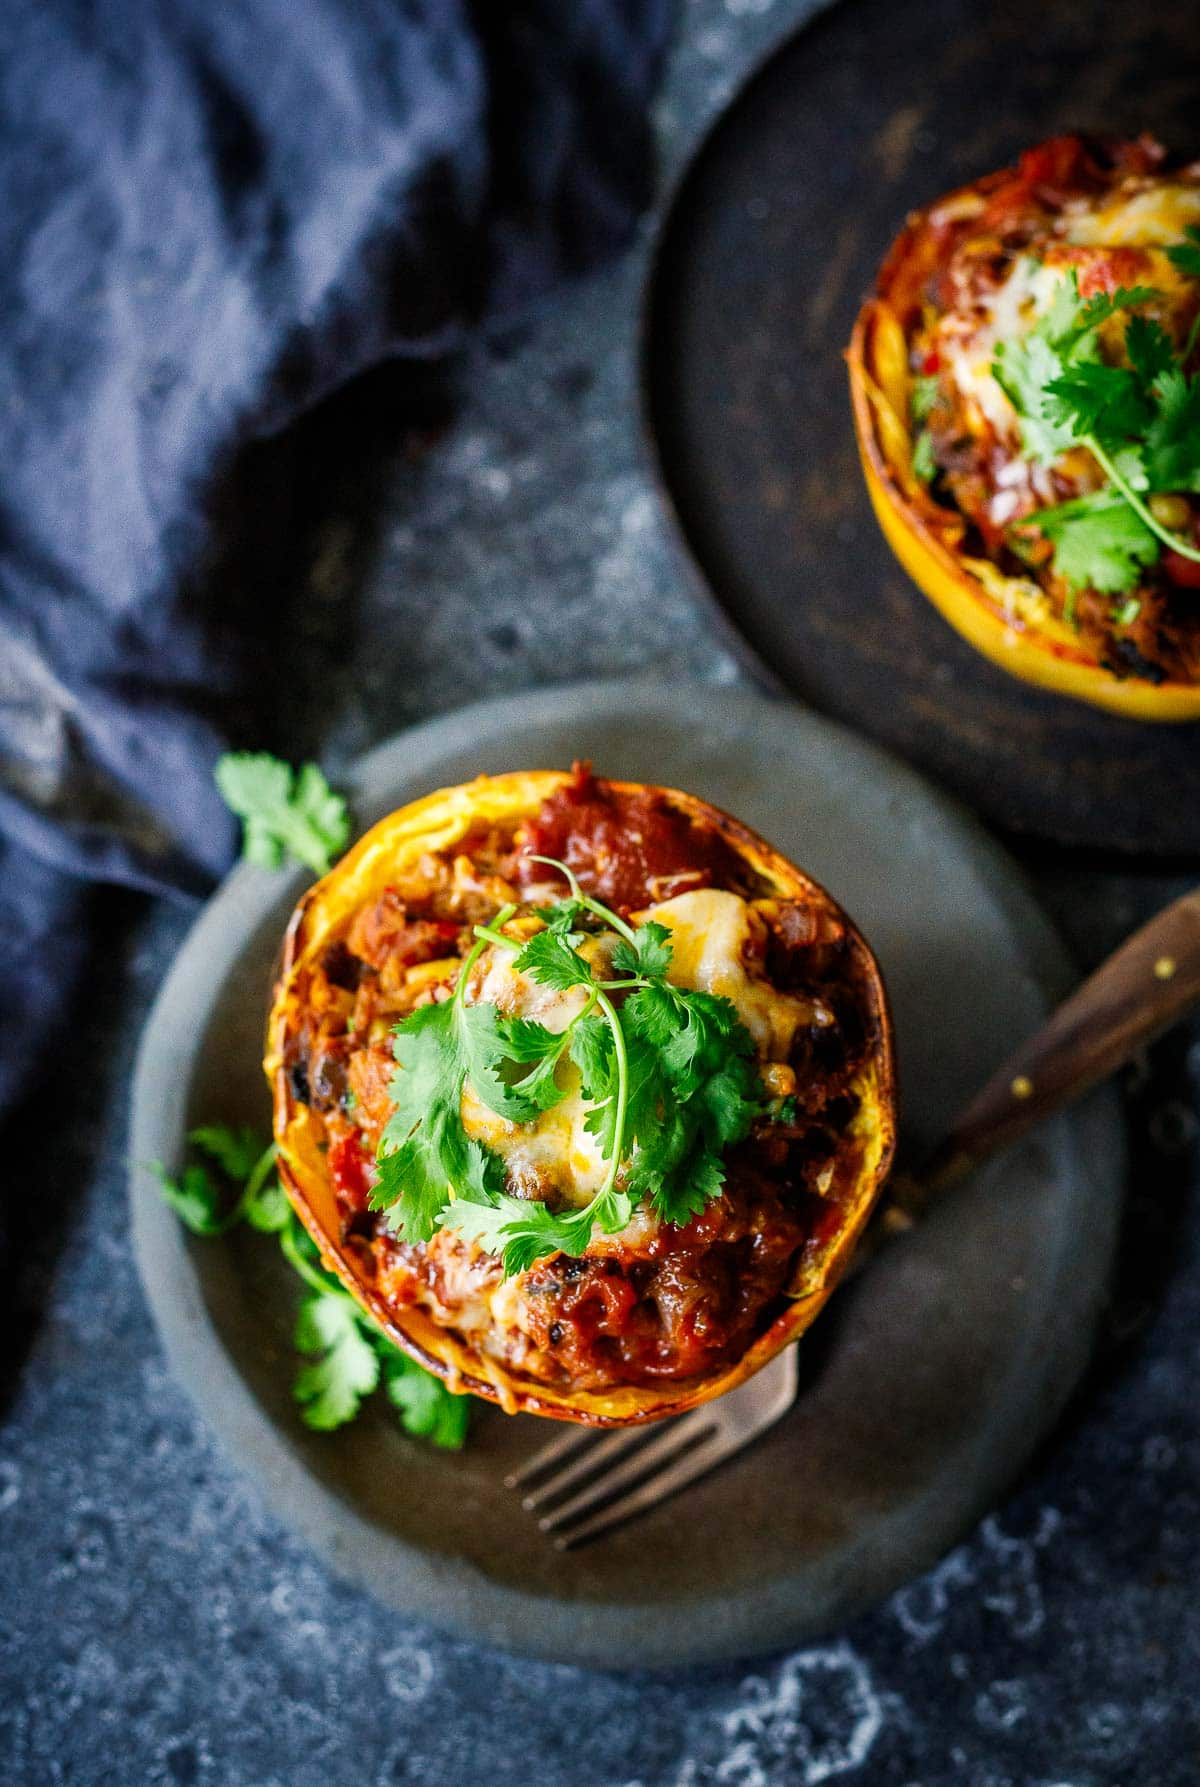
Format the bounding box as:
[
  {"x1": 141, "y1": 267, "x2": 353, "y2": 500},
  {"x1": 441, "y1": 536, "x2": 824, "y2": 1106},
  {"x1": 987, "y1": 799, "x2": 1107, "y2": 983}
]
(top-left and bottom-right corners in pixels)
[
  {"x1": 910, "y1": 374, "x2": 940, "y2": 421},
  {"x1": 991, "y1": 271, "x2": 1158, "y2": 464},
  {"x1": 1074, "y1": 285, "x2": 1158, "y2": 334},
  {"x1": 627, "y1": 1135, "x2": 727, "y2": 1229},
  {"x1": 1043, "y1": 364, "x2": 1151, "y2": 446},
  {"x1": 1125, "y1": 315, "x2": 1177, "y2": 387},
  {"x1": 1042, "y1": 266, "x2": 1087, "y2": 337},
  {"x1": 457, "y1": 1001, "x2": 564, "y2": 1123},
  {"x1": 1034, "y1": 491, "x2": 1158, "y2": 593},
  {"x1": 374, "y1": 989, "x2": 548, "y2": 1233},
  {"x1": 150, "y1": 1160, "x2": 227, "y2": 1235},
  {"x1": 532, "y1": 899, "x2": 586, "y2": 935},
  {"x1": 611, "y1": 920, "x2": 673, "y2": 979},
  {"x1": 573, "y1": 1015, "x2": 622, "y2": 1159},
  {"x1": 153, "y1": 1121, "x2": 469, "y2": 1447},
  {"x1": 511, "y1": 1048, "x2": 573, "y2": 1116},
  {"x1": 1108, "y1": 444, "x2": 1150, "y2": 493},
  {"x1": 373, "y1": 1000, "x2": 473, "y2": 1237},
  {"x1": 293, "y1": 1292, "x2": 381, "y2": 1429},
  {"x1": 151, "y1": 1127, "x2": 281, "y2": 1235},
  {"x1": 437, "y1": 1193, "x2": 579, "y2": 1277},
  {"x1": 513, "y1": 928, "x2": 594, "y2": 992},
  {"x1": 1142, "y1": 368, "x2": 1200, "y2": 493},
  {"x1": 570, "y1": 1013, "x2": 615, "y2": 1100},
  {"x1": 994, "y1": 328, "x2": 1080, "y2": 463},
  {"x1": 241, "y1": 1171, "x2": 290, "y2": 1233},
  {"x1": 912, "y1": 429, "x2": 937, "y2": 483},
  {"x1": 1166, "y1": 227, "x2": 1200, "y2": 279},
  {"x1": 214, "y1": 753, "x2": 351, "y2": 876},
  {"x1": 377, "y1": 1346, "x2": 469, "y2": 1448},
  {"x1": 188, "y1": 1124, "x2": 263, "y2": 1182},
  {"x1": 377, "y1": 882, "x2": 772, "y2": 1274},
  {"x1": 373, "y1": 970, "x2": 584, "y2": 1240},
  {"x1": 986, "y1": 263, "x2": 1200, "y2": 587},
  {"x1": 372, "y1": 1109, "x2": 482, "y2": 1242},
  {"x1": 618, "y1": 984, "x2": 762, "y2": 1229},
  {"x1": 438, "y1": 1185, "x2": 634, "y2": 1276}
]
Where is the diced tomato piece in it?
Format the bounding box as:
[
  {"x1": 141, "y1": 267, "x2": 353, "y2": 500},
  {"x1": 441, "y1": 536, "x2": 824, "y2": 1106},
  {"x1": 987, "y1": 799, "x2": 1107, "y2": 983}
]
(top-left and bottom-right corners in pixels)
[
  {"x1": 590, "y1": 1273, "x2": 638, "y2": 1335},
  {"x1": 1071, "y1": 247, "x2": 1154, "y2": 299},
  {"x1": 328, "y1": 1132, "x2": 370, "y2": 1210},
  {"x1": 1017, "y1": 135, "x2": 1089, "y2": 199},
  {"x1": 1163, "y1": 551, "x2": 1200, "y2": 590}
]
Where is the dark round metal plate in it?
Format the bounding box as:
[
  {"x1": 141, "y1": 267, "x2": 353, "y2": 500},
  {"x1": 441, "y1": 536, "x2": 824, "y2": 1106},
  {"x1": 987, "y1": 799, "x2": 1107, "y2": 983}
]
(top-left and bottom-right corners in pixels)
[
  {"x1": 642, "y1": 0, "x2": 1200, "y2": 855},
  {"x1": 130, "y1": 680, "x2": 1122, "y2": 1666}
]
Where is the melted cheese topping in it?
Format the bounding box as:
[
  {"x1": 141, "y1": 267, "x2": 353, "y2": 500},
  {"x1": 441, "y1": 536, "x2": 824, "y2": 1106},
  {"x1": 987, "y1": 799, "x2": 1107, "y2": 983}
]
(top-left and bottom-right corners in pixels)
[
  {"x1": 461, "y1": 1076, "x2": 608, "y2": 1209},
  {"x1": 457, "y1": 890, "x2": 819, "y2": 1215},
  {"x1": 651, "y1": 888, "x2": 822, "y2": 1060},
  {"x1": 1063, "y1": 181, "x2": 1200, "y2": 248}
]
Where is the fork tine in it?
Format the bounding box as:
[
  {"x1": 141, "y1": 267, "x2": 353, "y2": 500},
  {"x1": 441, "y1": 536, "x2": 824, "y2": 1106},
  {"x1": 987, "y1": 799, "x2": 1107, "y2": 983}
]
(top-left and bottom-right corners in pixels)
[
  {"x1": 550, "y1": 1424, "x2": 746, "y2": 1550},
  {"x1": 520, "y1": 1423, "x2": 668, "y2": 1512},
  {"x1": 536, "y1": 1409, "x2": 718, "y2": 1534},
  {"x1": 504, "y1": 1423, "x2": 598, "y2": 1491}
]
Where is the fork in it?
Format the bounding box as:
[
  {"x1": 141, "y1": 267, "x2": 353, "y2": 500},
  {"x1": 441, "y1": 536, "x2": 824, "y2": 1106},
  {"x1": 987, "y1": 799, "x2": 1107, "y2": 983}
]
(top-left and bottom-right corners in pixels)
[
  {"x1": 506, "y1": 1345, "x2": 799, "y2": 1549},
  {"x1": 507, "y1": 883, "x2": 1200, "y2": 1549}
]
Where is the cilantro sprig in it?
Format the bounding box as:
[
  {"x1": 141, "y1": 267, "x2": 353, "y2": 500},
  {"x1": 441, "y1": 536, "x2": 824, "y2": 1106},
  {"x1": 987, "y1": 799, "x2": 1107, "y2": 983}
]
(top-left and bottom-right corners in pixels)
[
  {"x1": 150, "y1": 1126, "x2": 468, "y2": 1447},
  {"x1": 1167, "y1": 226, "x2": 1200, "y2": 280},
  {"x1": 151, "y1": 1127, "x2": 286, "y2": 1235},
  {"x1": 990, "y1": 263, "x2": 1200, "y2": 598},
  {"x1": 215, "y1": 753, "x2": 351, "y2": 875},
  {"x1": 371, "y1": 858, "x2": 768, "y2": 1276}
]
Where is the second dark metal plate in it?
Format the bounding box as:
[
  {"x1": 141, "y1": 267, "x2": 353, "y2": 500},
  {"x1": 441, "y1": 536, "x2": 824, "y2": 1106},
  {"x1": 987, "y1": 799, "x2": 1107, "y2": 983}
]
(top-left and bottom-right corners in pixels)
[{"x1": 643, "y1": 0, "x2": 1200, "y2": 854}]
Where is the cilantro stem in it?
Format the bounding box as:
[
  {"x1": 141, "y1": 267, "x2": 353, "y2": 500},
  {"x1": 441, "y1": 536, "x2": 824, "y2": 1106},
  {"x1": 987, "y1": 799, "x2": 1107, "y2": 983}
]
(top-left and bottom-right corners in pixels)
[
  {"x1": 186, "y1": 1140, "x2": 280, "y2": 1236},
  {"x1": 592, "y1": 988, "x2": 628, "y2": 1201},
  {"x1": 1183, "y1": 310, "x2": 1200, "y2": 367},
  {"x1": 228, "y1": 1142, "x2": 279, "y2": 1227},
  {"x1": 1086, "y1": 436, "x2": 1200, "y2": 564},
  {"x1": 455, "y1": 903, "x2": 518, "y2": 1003},
  {"x1": 526, "y1": 855, "x2": 639, "y2": 947},
  {"x1": 279, "y1": 1218, "x2": 355, "y2": 1303},
  {"x1": 471, "y1": 922, "x2": 519, "y2": 952}
]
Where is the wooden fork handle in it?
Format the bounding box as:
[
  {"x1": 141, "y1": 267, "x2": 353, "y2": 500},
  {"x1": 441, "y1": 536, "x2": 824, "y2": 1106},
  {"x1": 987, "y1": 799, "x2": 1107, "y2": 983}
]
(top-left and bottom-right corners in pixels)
[{"x1": 890, "y1": 885, "x2": 1200, "y2": 1223}]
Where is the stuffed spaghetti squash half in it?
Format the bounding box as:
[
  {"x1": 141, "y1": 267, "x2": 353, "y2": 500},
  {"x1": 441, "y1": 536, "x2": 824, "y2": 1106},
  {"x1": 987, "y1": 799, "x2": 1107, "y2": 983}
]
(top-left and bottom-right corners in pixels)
[
  {"x1": 265, "y1": 765, "x2": 895, "y2": 1425},
  {"x1": 848, "y1": 134, "x2": 1200, "y2": 718}
]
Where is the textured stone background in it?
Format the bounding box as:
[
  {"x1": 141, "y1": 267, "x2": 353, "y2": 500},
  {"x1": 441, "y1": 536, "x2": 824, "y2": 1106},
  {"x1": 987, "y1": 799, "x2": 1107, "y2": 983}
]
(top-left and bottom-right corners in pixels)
[{"x1": 3, "y1": 1, "x2": 1197, "y2": 1782}]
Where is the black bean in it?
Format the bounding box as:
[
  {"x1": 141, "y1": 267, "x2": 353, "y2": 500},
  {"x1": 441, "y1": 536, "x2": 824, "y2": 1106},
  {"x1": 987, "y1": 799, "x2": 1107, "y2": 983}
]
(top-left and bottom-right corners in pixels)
[
  {"x1": 321, "y1": 940, "x2": 364, "y2": 991},
  {"x1": 312, "y1": 1054, "x2": 348, "y2": 1108}
]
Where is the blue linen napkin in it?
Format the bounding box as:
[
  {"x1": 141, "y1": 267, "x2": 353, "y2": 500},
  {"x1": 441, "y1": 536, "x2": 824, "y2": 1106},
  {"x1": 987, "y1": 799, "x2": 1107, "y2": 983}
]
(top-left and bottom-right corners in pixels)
[{"x1": 0, "y1": 0, "x2": 672, "y2": 1118}]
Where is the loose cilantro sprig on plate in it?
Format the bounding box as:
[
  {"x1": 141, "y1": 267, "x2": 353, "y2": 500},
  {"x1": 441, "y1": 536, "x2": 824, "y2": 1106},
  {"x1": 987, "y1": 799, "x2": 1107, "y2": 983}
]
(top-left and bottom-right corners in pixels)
[
  {"x1": 215, "y1": 753, "x2": 351, "y2": 875},
  {"x1": 370, "y1": 858, "x2": 768, "y2": 1277},
  {"x1": 150, "y1": 1127, "x2": 468, "y2": 1448},
  {"x1": 150, "y1": 1126, "x2": 286, "y2": 1235},
  {"x1": 990, "y1": 264, "x2": 1200, "y2": 598}
]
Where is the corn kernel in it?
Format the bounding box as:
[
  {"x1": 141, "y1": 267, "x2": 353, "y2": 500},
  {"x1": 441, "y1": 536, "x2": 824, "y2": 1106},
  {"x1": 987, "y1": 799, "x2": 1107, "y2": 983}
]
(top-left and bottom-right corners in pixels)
[
  {"x1": 762, "y1": 1062, "x2": 797, "y2": 1098},
  {"x1": 1149, "y1": 493, "x2": 1191, "y2": 531}
]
